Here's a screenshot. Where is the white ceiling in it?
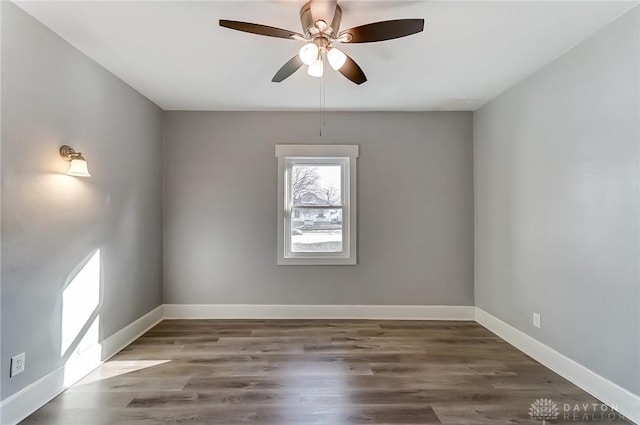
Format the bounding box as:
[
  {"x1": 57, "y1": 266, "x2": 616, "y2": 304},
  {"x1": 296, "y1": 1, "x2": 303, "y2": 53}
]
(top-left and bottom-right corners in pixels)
[{"x1": 15, "y1": 1, "x2": 638, "y2": 111}]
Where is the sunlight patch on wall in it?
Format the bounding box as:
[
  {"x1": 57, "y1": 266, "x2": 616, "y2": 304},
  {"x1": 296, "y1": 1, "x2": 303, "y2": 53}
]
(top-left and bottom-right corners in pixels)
[
  {"x1": 63, "y1": 315, "x2": 101, "y2": 387},
  {"x1": 61, "y1": 249, "x2": 101, "y2": 356}
]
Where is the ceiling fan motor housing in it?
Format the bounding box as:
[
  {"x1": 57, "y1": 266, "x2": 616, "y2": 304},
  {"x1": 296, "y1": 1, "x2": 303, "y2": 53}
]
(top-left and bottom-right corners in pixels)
[{"x1": 300, "y1": 2, "x2": 342, "y2": 39}]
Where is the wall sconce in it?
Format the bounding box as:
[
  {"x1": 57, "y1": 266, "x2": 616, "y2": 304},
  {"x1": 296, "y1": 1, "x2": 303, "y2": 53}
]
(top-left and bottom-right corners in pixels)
[{"x1": 59, "y1": 145, "x2": 91, "y2": 177}]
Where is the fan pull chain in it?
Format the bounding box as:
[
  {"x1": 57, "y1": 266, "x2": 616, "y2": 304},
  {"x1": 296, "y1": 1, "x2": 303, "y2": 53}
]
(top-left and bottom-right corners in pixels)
[
  {"x1": 319, "y1": 58, "x2": 327, "y2": 137},
  {"x1": 319, "y1": 74, "x2": 322, "y2": 137},
  {"x1": 323, "y1": 66, "x2": 326, "y2": 127}
]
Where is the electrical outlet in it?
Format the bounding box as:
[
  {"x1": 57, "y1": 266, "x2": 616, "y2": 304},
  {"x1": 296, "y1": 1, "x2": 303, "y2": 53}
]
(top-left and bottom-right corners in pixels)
[
  {"x1": 10, "y1": 353, "x2": 25, "y2": 377},
  {"x1": 533, "y1": 313, "x2": 541, "y2": 329}
]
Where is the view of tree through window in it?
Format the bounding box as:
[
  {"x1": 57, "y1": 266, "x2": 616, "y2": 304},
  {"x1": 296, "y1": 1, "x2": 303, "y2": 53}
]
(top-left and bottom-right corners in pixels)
[{"x1": 290, "y1": 164, "x2": 342, "y2": 252}]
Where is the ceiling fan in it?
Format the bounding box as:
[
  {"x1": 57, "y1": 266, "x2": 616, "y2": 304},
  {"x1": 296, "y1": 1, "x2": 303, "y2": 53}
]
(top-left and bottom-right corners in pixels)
[{"x1": 220, "y1": 0, "x2": 424, "y2": 85}]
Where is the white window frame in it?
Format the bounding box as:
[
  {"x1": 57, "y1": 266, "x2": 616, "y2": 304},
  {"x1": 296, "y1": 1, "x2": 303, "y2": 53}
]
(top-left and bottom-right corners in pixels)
[{"x1": 276, "y1": 145, "x2": 358, "y2": 265}]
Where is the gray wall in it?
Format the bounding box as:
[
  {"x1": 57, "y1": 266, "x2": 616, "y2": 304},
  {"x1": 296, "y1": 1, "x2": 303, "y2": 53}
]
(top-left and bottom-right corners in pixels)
[
  {"x1": 163, "y1": 111, "x2": 474, "y2": 306},
  {"x1": 474, "y1": 6, "x2": 640, "y2": 394},
  {"x1": 1, "y1": 2, "x2": 163, "y2": 400}
]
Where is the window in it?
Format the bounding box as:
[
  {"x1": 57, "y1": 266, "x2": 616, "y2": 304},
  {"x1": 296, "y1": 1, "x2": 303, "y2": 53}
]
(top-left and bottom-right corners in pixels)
[{"x1": 276, "y1": 145, "x2": 358, "y2": 265}]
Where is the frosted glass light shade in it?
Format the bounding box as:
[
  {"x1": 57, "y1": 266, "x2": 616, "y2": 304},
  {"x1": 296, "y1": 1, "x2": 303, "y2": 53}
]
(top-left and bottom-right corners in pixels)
[
  {"x1": 307, "y1": 59, "x2": 324, "y2": 77},
  {"x1": 67, "y1": 159, "x2": 91, "y2": 177},
  {"x1": 299, "y1": 43, "x2": 319, "y2": 66},
  {"x1": 327, "y1": 48, "x2": 347, "y2": 70}
]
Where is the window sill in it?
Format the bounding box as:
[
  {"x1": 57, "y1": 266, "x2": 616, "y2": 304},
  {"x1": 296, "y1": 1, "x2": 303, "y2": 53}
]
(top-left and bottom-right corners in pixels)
[{"x1": 277, "y1": 257, "x2": 357, "y2": 266}]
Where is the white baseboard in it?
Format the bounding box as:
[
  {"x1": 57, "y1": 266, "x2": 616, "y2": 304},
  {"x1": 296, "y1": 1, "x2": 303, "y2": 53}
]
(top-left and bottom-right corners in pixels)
[
  {"x1": 0, "y1": 305, "x2": 163, "y2": 425},
  {"x1": 100, "y1": 305, "x2": 164, "y2": 358},
  {"x1": 475, "y1": 308, "x2": 640, "y2": 424},
  {"x1": 162, "y1": 304, "x2": 476, "y2": 320},
  {"x1": 0, "y1": 365, "x2": 65, "y2": 425}
]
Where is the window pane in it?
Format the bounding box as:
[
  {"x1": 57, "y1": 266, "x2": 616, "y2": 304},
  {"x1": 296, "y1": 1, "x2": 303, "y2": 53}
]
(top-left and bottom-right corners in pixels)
[
  {"x1": 291, "y1": 164, "x2": 341, "y2": 206},
  {"x1": 291, "y1": 208, "x2": 343, "y2": 252}
]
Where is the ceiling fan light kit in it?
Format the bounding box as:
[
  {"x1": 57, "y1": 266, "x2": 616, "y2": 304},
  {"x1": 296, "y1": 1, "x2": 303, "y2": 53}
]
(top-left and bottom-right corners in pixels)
[
  {"x1": 307, "y1": 58, "x2": 324, "y2": 77},
  {"x1": 299, "y1": 42, "x2": 319, "y2": 65},
  {"x1": 327, "y1": 47, "x2": 347, "y2": 71},
  {"x1": 219, "y1": 0, "x2": 424, "y2": 85}
]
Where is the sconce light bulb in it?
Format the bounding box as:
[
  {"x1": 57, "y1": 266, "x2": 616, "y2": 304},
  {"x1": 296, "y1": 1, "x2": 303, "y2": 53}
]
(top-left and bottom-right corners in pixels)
[{"x1": 67, "y1": 159, "x2": 91, "y2": 177}]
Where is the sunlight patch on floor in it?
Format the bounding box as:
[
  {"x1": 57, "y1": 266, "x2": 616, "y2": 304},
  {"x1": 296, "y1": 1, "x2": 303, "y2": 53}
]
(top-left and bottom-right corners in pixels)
[{"x1": 75, "y1": 360, "x2": 172, "y2": 385}]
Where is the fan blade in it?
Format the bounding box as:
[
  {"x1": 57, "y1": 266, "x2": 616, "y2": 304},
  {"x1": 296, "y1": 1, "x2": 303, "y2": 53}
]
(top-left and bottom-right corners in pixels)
[
  {"x1": 340, "y1": 19, "x2": 424, "y2": 43},
  {"x1": 338, "y1": 53, "x2": 367, "y2": 85},
  {"x1": 219, "y1": 20, "x2": 302, "y2": 39},
  {"x1": 310, "y1": 0, "x2": 337, "y2": 25},
  {"x1": 272, "y1": 55, "x2": 304, "y2": 82}
]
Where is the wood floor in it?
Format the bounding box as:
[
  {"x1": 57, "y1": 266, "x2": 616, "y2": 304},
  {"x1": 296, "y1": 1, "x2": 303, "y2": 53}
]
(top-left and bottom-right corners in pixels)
[{"x1": 22, "y1": 320, "x2": 629, "y2": 424}]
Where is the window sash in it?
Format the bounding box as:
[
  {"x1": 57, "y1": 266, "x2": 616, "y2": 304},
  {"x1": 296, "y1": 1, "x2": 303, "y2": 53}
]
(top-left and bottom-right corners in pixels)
[
  {"x1": 289, "y1": 206, "x2": 344, "y2": 254},
  {"x1": 289, "y1": 205, "x2": 342, "y2": 210},
  {"x1": 284, "y1": 157, "x2": 350, "y2": 259},
  {"x1": 287, "y1": 158, "x2": 346, "y2": 207}
]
